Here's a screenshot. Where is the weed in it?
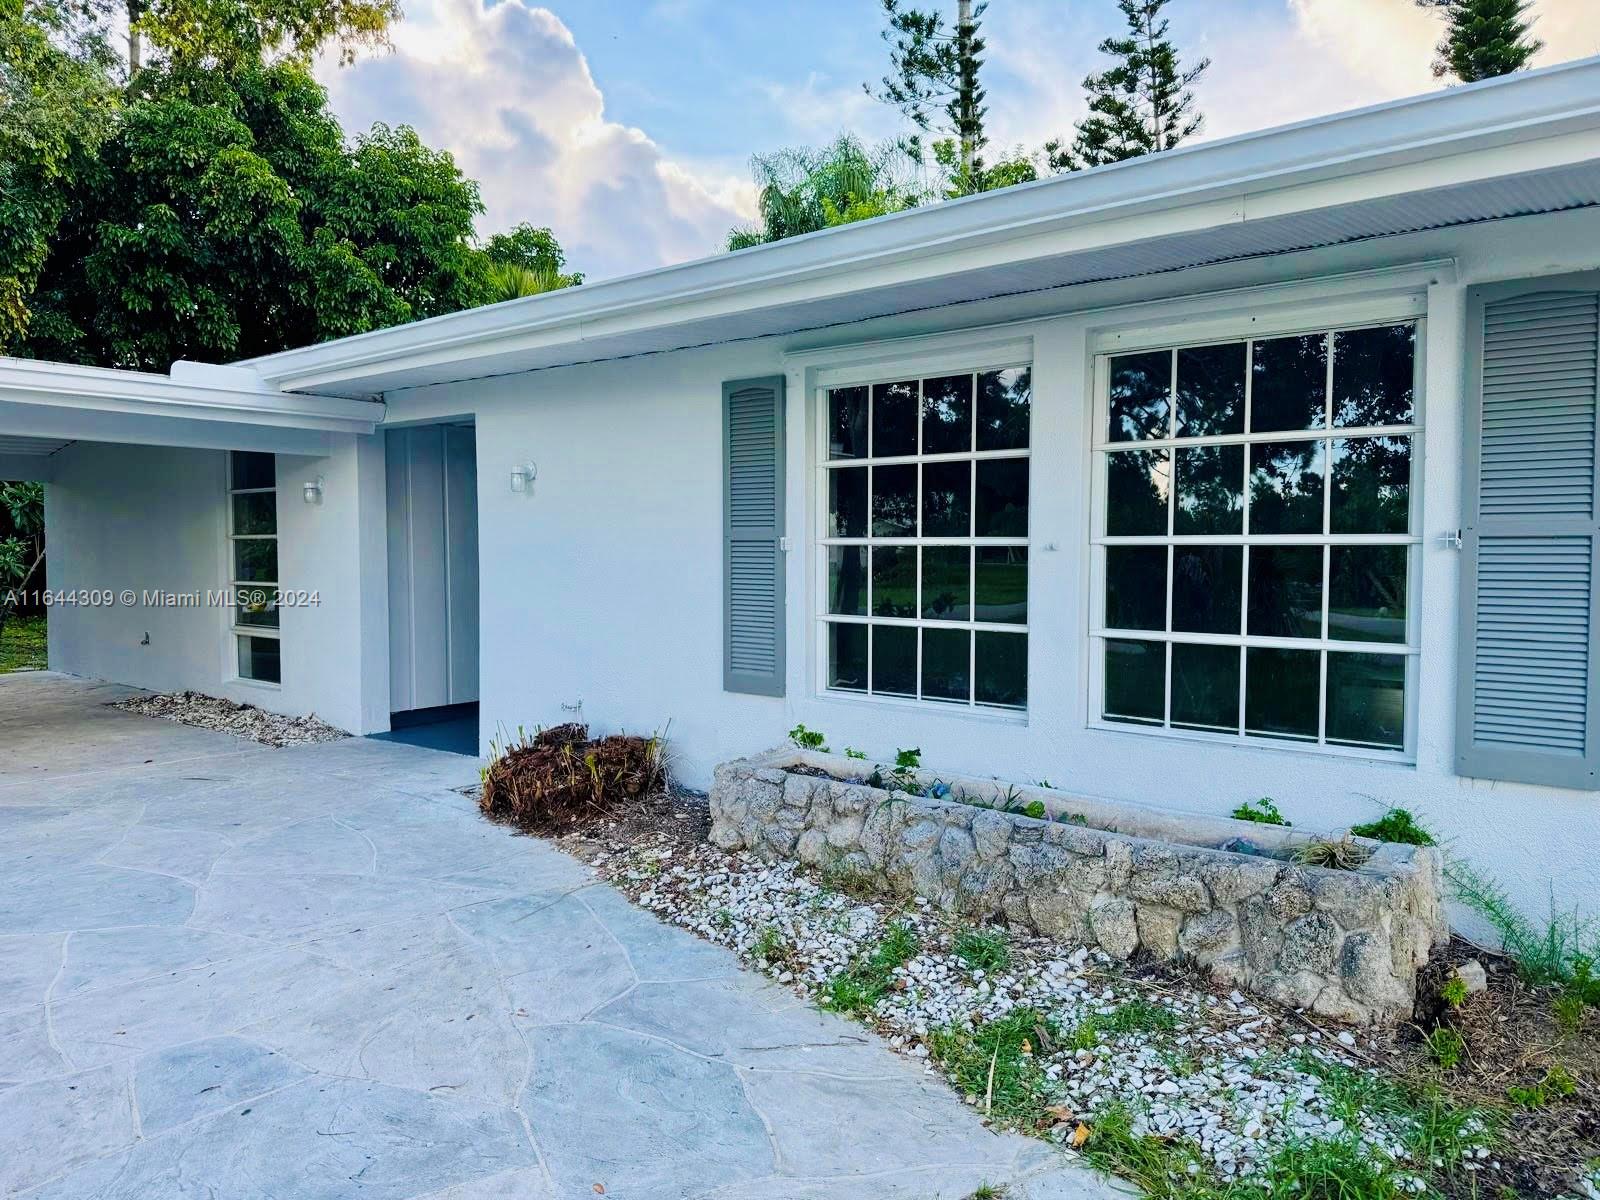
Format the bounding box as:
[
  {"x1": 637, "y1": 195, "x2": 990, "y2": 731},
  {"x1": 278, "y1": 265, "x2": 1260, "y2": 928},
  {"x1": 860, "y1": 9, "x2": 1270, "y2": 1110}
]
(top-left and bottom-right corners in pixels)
[
  {"x1": 711, "y1": 908, "x2": 734, "y2": 930},
  {"x1": 1424, "y1": 1026, "x2": 1465, "y2": 1070},
  {"x1": 788, "y1": 723, "x2": 827, "y2": 751},
  {"x1": 1102, "y1": 998, "x2": 1180, "y2": 1037},
  {"x1": 1252, "y1": 1135, "x2": 1410, "y2": 1200},
  {"x1": 1295, "y1": 1053, "x2": 1493, "y2": 1171},
  {"x1": 1067, "y1": 1016, "x2": 1100, "y2": 1051},
  {"x1": 1037, "y1": 779, "x2": 1053, "y2": 789},
  {"x1": 1231, "y1": 797, "x2": 1290, "y2": 826},
  {"x1": 954, "y1": 928, "x2": 1012, "y2": 974},
  {"x1": 928, "y1": 1006, "x2": 1060, "y2": 1126},
  {"x1": 1022, "y1": 799, "x2": 1047, "y2": 820},
  {"x1": 1348, "y1": 807, "x2": 1435, "y2": 846},
  {"x1": 1554, "y1": 990, "x2": 1589, "y2": 1034},
  {"x1": 1292, "y1": 835, "x2": 1372, "y2": 871},
  {"x1": 843, "y1": 746, "x2": 867, "y2": 759},
  {"x1": 1158, "y1": 1046, "x2": 1199, "y2": 1077},
  {"x1": 1063, "y1": 812, "x2": 1090, "y2": 826},
  {"x1": 1508, "y1": 1065, "x2": 1578, "y2": 1108},
  {"x1": 751, "y1": 924, "x2": 792, "y2": 966},
  {"x1": 1079, "y1": 1104, "x2": 1220, "y2": 1200},
  {"x1": 965, "y1": 1186, "x2": 1005, "y2": 1200},
  {"x1": 1448, "y1": 860, "x2": 1600, "y2": 996},
  {"x1": 821, "y1": 921, "x2": 920, "y2": 1016},
  {"x1": 895, "y1": 747, "x2": 922, "y2": 769},
  {"x1": 1440, "y1": 976, "x2": 1469, "y2": 1008},
  {"x1": 820, "y1": 860, "x2": 879, "y2": 901}
]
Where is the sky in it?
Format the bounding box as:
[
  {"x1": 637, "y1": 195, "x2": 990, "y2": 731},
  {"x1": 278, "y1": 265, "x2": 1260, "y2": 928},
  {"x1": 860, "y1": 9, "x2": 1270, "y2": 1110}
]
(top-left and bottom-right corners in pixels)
[{"x1": 316, "y1": 0, "x2": 1600, "y2": 282}]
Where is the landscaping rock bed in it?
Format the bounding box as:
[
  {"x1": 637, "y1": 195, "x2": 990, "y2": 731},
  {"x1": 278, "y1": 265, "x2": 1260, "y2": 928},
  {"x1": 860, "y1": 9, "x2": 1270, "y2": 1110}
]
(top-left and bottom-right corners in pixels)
[
  {"x1": 711, "y1": 749, "x2": 1448, "y2": 1024},
  {"x1": 113, "y1": 690, "x2": 348, "y2": 747}
]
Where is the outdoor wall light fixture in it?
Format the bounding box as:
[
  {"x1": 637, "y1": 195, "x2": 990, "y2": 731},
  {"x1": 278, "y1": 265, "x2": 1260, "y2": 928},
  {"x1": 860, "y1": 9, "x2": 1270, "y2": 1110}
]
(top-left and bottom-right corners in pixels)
[
  {"x1": 510, "y1": 462, "x2": 537, "y2": 495},
  {"x1": 302, "y1": 476, "x2": 324, "y2": 504}
]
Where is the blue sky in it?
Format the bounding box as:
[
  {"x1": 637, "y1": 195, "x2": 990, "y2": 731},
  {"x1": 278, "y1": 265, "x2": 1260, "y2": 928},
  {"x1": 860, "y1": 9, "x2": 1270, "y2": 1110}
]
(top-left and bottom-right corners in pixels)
[{"x1": 316, "y1": 0, "x2": 1600, "y2": 281}]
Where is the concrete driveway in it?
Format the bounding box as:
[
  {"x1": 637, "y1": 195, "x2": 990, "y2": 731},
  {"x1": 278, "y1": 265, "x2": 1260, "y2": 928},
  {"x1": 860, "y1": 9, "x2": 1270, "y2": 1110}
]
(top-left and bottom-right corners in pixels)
[{"x1": 0, "y1": 674, "x2": 1107, "y2": 1199}]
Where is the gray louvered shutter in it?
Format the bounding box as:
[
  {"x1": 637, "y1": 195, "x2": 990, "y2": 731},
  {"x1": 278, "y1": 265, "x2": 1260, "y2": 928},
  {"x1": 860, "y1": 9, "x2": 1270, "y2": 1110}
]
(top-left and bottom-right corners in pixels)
[
  {"x1": 1458, "y1": 277, "x2": 1600, "y2": 787},
  {"x1": 724, "y1": 376, "x2": 786, "y2": 696}
]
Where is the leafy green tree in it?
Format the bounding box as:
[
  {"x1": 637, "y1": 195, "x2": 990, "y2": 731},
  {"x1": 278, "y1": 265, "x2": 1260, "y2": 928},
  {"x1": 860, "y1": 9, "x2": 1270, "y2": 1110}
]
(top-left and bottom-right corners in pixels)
[
  {"x1": 0, "y1": 481, "x2": 45, "y2": 647},
  {"x1": 1416, "y1": 0, "x2": 1541, "y2": 83},
  {"x1": 1050, "y1": 0, "x2": 1209, "y2": 171},
  {"x1": 481, "y1": 223, "x2": 583, "y2": 301},
  {"x1": 23, "y1": 62, "x2": 494, "y2": 367},
  {"x1": 125, "y1": 0, "x2": 400, "y2": 72},
  {"x1": 727, "y1": 134, "x2": 925, "y2": 249},
  {"x1": 868, "y1": 0, "x2": 990, "y2": 193},
  {"x1": 0, "y1": 0, "x2": 120, "y2": 351}
]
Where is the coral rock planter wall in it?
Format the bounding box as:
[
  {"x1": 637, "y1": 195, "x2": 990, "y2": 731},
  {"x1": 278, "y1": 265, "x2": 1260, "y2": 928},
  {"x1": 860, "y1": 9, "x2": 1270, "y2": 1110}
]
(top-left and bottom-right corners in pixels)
[{"x1": 709, "y1": 750, "x2": 1448, "y2": 1025}]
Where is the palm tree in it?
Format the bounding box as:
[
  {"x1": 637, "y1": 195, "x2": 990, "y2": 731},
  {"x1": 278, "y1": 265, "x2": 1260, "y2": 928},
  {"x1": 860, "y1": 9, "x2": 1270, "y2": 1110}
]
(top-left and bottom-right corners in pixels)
[{"x1": 728, "y1": 134, "x2": 926, "y2": 250}]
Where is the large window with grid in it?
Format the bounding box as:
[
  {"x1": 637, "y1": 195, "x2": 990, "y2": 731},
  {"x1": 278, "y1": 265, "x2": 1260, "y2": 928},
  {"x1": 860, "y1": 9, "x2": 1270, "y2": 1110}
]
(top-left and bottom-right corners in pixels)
[
  {"x1": 819, "y1": 367, "x2": 1031, "y2": 709},
  {"x1": 228, "y1": 451, "x2": 281, "y2": 684},
  {"x1": 1091, "y1": 322, "x2": 1420, "y2": 754}
]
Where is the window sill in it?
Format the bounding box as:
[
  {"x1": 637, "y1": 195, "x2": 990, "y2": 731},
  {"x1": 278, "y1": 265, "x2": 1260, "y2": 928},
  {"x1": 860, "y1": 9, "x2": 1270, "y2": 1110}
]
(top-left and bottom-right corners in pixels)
[
  {"x1": 228, "y1": 676, "x2": 282, "y2": 692},
  {"x1": 1085, "y1": 718, "x2": 1414, "y2": 767},
  {"x1": 814, "y1": 687, "x2": 1029, "y2": 727}
]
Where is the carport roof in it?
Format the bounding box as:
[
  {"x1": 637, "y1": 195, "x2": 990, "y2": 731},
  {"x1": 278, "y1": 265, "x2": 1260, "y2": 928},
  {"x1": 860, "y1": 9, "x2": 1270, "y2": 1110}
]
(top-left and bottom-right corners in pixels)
[{"x1": 233, "y1": 54, "x2": 1600, "y2": 399}]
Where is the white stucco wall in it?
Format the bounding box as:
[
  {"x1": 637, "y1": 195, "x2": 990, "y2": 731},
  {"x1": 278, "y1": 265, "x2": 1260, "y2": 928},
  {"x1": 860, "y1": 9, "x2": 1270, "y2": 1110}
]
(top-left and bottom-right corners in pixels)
[
  {"x1": 45, "y1": 434, "x2": 389, "y2": 735},
  {"x1": 384, "y1": 206, "x2": 1600, "y2": 926}
]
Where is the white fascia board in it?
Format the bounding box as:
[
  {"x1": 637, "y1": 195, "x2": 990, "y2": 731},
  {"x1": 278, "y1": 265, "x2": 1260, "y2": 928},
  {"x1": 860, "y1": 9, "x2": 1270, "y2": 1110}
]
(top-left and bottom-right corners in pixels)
[
  {"x1": 241, "y1": 55, "x2": 1600, "y2": 395},
  {"x1": 0, "y1": 356, "x2": 384, "y2": 434}
]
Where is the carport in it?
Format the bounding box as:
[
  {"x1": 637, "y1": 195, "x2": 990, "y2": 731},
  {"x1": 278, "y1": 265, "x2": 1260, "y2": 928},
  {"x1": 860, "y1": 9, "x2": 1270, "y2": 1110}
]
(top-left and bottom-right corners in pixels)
[{"x1": 0, "y1": 355, "x2": 392, "y2": 735}]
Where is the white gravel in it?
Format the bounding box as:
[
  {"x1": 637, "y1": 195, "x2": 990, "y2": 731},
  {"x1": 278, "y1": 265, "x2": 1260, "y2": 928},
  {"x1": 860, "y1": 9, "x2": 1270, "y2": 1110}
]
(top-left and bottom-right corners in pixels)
[
  {"x1": 115, "y1": 690, "x2": 348, "y2": 747},
  {"x1": 597, "y1": 836, "x2": 1497, "y2": 1189}
]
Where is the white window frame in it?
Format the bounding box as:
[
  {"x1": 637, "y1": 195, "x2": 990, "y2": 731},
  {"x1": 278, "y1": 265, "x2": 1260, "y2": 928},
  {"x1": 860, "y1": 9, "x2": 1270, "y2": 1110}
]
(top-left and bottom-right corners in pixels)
[
  {"x1": 812, "y1": 351, "x2": 1034, "y2": 714},
  {"x1": 1087, "y1": 315, "x2": 1426, "y2": 762},
  {"x1": 227, "y1": 452, "x2": 281, "y2": 686}
]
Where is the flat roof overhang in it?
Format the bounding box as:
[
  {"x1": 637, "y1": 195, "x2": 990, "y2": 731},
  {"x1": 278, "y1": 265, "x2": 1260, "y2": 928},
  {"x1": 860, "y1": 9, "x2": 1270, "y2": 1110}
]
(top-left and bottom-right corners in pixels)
[
  {"x1": 235, "y1": 56, "x2": 1600, "y2": 399},
  {"x1": 0, "y1": 359, "x2": 386, "y2": 475}
]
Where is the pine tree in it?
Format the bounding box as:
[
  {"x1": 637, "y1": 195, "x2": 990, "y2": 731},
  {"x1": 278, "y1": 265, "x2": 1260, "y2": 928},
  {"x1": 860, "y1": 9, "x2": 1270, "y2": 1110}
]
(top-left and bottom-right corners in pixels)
[
  {"x1": 868, "y1": 0, "x2": 989, "y2": 193},
  {"x1": 1050, "y1": 0, "x2": 1209, "y2": 172},
  {"x1": 1417, "y1": 0, "x2": 1542, "y2": 83}
]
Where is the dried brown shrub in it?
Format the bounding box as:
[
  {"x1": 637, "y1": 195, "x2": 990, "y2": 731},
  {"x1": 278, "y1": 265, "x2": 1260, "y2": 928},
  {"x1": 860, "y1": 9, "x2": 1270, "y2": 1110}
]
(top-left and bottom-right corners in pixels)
[{"x1": 479, "y1": 723, "x2": 666, "y2": 833}]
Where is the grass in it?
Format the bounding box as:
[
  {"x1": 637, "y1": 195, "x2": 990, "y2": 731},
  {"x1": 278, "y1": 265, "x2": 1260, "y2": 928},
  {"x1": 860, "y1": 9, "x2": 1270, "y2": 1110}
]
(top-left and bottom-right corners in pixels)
[
  {"x1": 1102, "y1": 998, "x2": 1180, "y2": 1036},
  {"x1": 0, "y1": 612, "x2": 45, "y2": 672},
  {"x1": 953, "y1": 927, "x2": 1012, "y2": 974},
  {"x1": 1424, "y1": 1026, "x2": 1465, "y2": 1070},
  {"x1": 1230, "y1": 797, "x2": 1290, "y2": 826},
  {"x1": 928, "y1": 1006, "x2": 1061, "y2": 1126},
  {"x1": 751, "y1": 924, "x2": 793, "y2": 966},
  {"x1": 821, "y1": 920, "x2": 919, "y2": 1015}
]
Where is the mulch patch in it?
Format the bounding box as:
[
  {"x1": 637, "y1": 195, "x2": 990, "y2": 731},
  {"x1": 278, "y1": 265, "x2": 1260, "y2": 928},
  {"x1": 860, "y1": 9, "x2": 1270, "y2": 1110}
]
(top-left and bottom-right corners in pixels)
[
  {"x1": 1383, "y1": 940, "x2": 1600, "y2": 1199},
  {"x1": 478, "y1": 723, "x2": 666, "y2": 835}
]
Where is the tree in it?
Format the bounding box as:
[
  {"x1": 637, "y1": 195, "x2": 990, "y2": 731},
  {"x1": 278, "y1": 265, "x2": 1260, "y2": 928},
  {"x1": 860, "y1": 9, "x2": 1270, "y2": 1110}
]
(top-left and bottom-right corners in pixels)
[
  {"x1": 482, "y1": 223, "x2": 583, "y2": 301},
  {"x1": 1051, "y1": 0, "x2": 1209, "y2": 171},
  {"x1": 23, "y1": 62, "x2": 496, "y2": 367},
  {"x1": 1416, "y1": 0, "x2": 1541, "y2": 83},
  {"x1": 868, "y1": 0, "x2": 989, "y2": 194},
  {"x1": 0, "y1": 0, "x2": 119, "y2": 351},
  {"x1": 727, "y1": 135, "x2": 925, "y2": 250},
  {"x1": 0, "y1": 482, "x2": 45, "y2": 651},
  {"x1": 126, "y1": 0, "x2": 400, "y2": 74}
]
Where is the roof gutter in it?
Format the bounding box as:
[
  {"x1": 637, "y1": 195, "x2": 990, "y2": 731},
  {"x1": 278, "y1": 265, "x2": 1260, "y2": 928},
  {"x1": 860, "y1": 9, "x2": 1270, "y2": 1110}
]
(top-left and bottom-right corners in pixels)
[{"x1": 239, "y1": 54, "x2": 1600, "y2": 396}]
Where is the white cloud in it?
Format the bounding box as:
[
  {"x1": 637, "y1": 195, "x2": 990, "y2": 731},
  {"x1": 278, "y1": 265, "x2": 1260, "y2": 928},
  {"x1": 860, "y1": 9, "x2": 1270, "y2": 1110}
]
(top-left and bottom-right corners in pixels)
[{"x1": 317, "y1": 0, "x2": 756, "y2": 281}]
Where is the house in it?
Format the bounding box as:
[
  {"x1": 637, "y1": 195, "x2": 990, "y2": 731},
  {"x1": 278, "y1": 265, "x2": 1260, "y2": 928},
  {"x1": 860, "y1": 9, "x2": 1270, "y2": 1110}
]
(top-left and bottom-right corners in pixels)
[{"x1": 5, "y1": 57, "x2": 1600, "y2": 923}]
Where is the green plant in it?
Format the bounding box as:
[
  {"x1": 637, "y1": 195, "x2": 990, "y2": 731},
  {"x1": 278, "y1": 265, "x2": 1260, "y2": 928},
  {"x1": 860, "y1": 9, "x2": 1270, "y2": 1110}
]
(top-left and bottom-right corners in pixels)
[
  {"x1": 1102, "y1": 998, "x2": 1179, "y2": 1037},
  {"x1": 1554, "y1": 990, "x2": 1588, "y2": 1035},
  {"x1": 1448, "y1": 860, "x2": 1600, "y2": 995},
  {"x1": 1037, "y1": 779, "x2": 1053, "y2": 789},
  {"x1": 953, "y1": 928, "x2": 1011, "y2": 974},
  {"x1": 789, "y1": 723, "x2": 828, "y2": 751},
  {"x1": 1349, "y1": 807, "x2": 1436, "y2": 846},
  {"x1": 965, "y1": 1187, "x2": 1004, "y2": 1200},
  {"x1": 1508, "y1": 1065, "x2": 1578, "y2": 1108},
  {"x1": 844, "y1": 747, "x2": 867, "y2": 760},
  {"x1": 895, "y1": 747, "x2": 922, "y2": 770},
  {"x1": 1425, "y1": 1026, "x2": 1466, "y2": 1070},
  {"x1": 1062, "y1": 812, "x2": 1090, "y2": 826},
  {"x1": 1067, "y1": 1016, "x2": 1100, "y2": 1051},
  {"x1": 822, "y1": 921, "x2": 920, "y2": 1015},
  {"x1": 820, "y1": 860, "x2": 880, "y2": 901},
  {"x1": 711, "y1": 908, "x2": 734, "y2": 930},
  {"x1": 752, "y1": 924, "x2": 792, "y2": 965},
  {"x1": 1440, "y1": 976, "x2": 1469, "y2": 1008},
  {"x1": 1293, "y1": 836, "x2": 1373, "y2": 871},
  {"x1": 928, "y1": 1007, "x2": 1059, "y2": 1125},
  {"x1": 1022, "y1": 799, "x2": 1046, "y2": 820},
  {"x1": 1230, "y1": 797, "x2": 1289, "y2": 826}
]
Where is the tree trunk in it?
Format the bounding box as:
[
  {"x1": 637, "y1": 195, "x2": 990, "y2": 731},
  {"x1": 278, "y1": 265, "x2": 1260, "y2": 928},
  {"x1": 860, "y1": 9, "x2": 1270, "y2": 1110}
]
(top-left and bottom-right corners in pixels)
[
  {"x1": 126, "y1": 0, "x2": 143, "y2": 73},
  {"x1": 958, "y1": 0, "x2": 974, "y2": 179}
]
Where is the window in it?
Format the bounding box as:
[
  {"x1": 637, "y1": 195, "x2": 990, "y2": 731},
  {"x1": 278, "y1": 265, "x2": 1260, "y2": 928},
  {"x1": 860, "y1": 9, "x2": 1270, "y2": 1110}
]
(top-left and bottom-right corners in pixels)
[
  {"x1": 228, "y1": 451, "x2": 281, "y2": 684},
  {"x1": 820, "y1": 367, "x2": 1031, "y2": 709},
  {"x1": 1092, "y1": 323, "x2": 1419, "y2": 753}
]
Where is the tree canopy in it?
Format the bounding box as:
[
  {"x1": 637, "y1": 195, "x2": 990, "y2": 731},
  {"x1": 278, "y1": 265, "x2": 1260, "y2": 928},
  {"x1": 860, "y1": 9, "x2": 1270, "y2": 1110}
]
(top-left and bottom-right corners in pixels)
[
  {"x1": 869, "y1": 0, "x2": 989, "y2": 192},
  {"x1": 727, "y1": 135, "x2": 925, "y2": 250},
  {"x1": 1051, "y1": 0, "x2": 1209, "y2": 171},
  {"x1": 2, "y1": 0, "x2": 580, "y2": 367},
  {"x1": 1416, "y1": 0, "x2": 1542, "y2": 83}
]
